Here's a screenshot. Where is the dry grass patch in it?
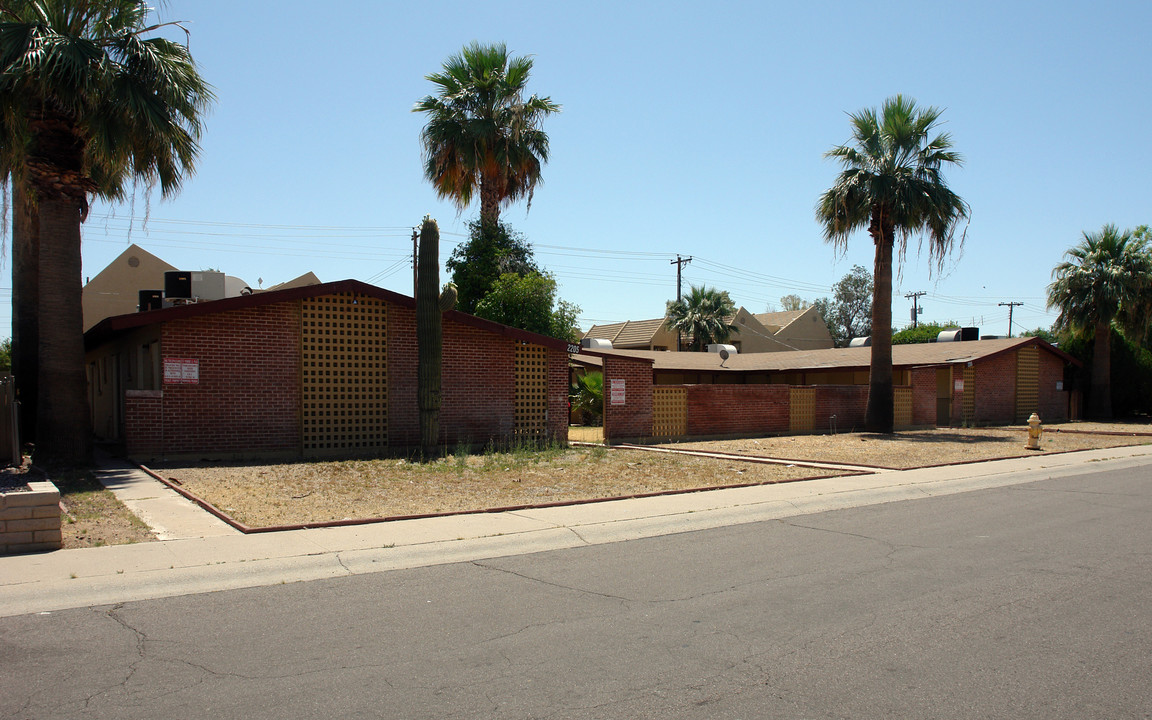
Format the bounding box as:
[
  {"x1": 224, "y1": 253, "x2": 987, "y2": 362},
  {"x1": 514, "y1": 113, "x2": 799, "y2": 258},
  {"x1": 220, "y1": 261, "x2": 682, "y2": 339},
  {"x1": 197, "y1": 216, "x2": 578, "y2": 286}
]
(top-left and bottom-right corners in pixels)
[
  {"x1": 53, "y1": 470, "x2": 156, "y2": 549},
  {"x1": 667, "y1": 425, "x2": 1152, "y2": 469},
  {"x1": 156, "y1": 445, "x2": 837, "y2": 528}
]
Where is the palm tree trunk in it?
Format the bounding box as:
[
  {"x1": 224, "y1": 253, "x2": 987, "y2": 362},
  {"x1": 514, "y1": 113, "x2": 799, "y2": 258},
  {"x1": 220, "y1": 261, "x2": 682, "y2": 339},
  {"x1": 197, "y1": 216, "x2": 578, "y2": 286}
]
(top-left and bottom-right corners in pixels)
[
  {"x1": 479, "y1": 180, "x2": 500, "y2": 226},
  {"x1": 865, "y1": 231, "x2": 895, "y2": 433},
  {"x1": 1089, "y1": 320, "x2": 1112, "y2": 420},
  {"x1": 12, "y1": 183, "x2": 39, "y2": 446},
  {"x1": 33, "y1": 196, "x2": 92, "y2": 466}
]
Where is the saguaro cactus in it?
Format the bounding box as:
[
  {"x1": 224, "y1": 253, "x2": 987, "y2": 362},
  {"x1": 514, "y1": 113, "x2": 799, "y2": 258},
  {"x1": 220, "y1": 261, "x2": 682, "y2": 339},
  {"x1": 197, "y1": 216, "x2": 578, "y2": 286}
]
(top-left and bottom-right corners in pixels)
[{"x1": 416, "y1": 217, "x2": 442, "y2": 458}]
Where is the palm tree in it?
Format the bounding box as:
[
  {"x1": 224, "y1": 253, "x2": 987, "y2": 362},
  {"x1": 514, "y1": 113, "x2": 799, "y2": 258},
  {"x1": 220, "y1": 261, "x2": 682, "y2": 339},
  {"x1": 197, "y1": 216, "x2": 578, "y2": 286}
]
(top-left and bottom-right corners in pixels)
[
  {"x1": 816, "y1": 95, "x2": 968, "y2": 433},
  {"x1": 0, "y1": 0, "x2": 212, "y2": 465},
  {"x1": 413, "y1": 42, "x2": 560, "y2": 226},
  {"x1": 665, "y1": 285, "x2": 739, "y2": 351},
  {"x1": 1047, "y1": 224, "x2": 1152, "y2": 419}
]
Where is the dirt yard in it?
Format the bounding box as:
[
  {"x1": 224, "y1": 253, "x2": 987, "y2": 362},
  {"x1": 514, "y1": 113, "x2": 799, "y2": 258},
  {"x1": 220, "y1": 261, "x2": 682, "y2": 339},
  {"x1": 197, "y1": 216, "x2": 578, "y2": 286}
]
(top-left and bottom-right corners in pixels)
[
  {"x1": 666, "y1": 423, "x2": 1152, "y2": 469},
  {"x1": 155, "y1": 446, "x2": 840, "y2": 528},
  {"x1": 154, "y1": 423, "x2": 1151, "y2": 530}
]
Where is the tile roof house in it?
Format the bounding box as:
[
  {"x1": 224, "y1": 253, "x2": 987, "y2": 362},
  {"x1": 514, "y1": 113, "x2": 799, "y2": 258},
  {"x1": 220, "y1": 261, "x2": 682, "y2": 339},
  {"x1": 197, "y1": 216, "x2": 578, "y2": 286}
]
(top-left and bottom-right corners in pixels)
[{"x1": 582, "y1": 305, "x2": 834, "y2": 353}]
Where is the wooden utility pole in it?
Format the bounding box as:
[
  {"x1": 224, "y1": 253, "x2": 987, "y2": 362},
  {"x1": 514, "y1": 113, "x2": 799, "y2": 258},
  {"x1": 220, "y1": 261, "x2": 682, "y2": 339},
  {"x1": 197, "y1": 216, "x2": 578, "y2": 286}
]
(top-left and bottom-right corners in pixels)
[
  {"x1": 999, "y1": 301, "x2": 1023, "y2": 337},
  {"x1": 671, "y1": 255, "x2": 692, "y2": 350},
  {"x1": 904, "y1": 291, "x2": 925, "y2": 329}
]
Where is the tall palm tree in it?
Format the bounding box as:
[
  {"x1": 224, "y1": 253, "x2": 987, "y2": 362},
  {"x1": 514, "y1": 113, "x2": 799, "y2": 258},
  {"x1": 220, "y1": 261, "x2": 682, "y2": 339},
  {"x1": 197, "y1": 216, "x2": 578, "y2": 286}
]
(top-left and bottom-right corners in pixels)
[
  {"x1": 816, "y1": 95, "x2": 968, "y2": 433},
  {"x1": 665, "y1": 285, "x2": 738, "y2": 351},
  {"x1": 1047, "y1": 224, "x2": 1152, "y2": 419},
  {"x1": 0, "y1": 0, "x2": 212, "y2": 465},
  {"x1": 413, "y1": 42, "x2": 560, "y2": 226}
]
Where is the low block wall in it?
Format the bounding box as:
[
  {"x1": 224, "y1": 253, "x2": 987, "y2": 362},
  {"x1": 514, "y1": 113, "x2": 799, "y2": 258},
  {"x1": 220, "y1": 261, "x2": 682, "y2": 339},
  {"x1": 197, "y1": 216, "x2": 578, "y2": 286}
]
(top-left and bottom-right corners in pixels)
[{"x1": 1, "y1": 481, "x2": 62, "y2": 554}]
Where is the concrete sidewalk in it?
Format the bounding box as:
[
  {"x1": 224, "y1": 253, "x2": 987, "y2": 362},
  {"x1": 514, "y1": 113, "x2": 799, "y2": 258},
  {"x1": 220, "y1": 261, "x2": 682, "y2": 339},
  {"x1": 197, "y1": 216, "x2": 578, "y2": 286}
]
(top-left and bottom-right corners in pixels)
[{"x1": 2, "y1": 444, "x2": 1150, "y2": 618}]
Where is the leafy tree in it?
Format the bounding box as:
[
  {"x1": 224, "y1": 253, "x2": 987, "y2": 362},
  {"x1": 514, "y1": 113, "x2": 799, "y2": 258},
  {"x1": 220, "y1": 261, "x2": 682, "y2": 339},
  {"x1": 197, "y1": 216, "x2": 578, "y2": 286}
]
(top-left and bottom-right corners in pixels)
[
  {"x1": 1019, "y1": 326, "x2": 1059, "y2": 345},
  {"x1": 446, "y1": 219, "x2": 538, "y2": 314},
  {"x1": 0, "y1": 0, "x2": 212, "y2": 465},
  {"x1": 473, "y1": 271, "x2": 581, "y2": 342},
  {"x1": 779, "y1": 294, "x2": 810, "y2": 311},
  {"x1": 816, "y1": 95, "x2": 968, "y2": 432},
  {"x1": 0, "y1": 337, "x2": 11, "y2": 372},
  {"x1": 1060, "y1": 327, "x2": 1152, "y2": 418},
  {"x1": 414, "y1": 42, "x2": 560, "y2": 225},
  {"x1": 892, "y1": 321, "x2": 959, "y2": 345},
  {"x1": 1047, "y1": 224, "x2": 1152, "y2": 419},
  {"x1": 665, "y1": 285, "x2": 739, "y2": 351},
  {"x1": 813, "y1": 265, "x2": 873, "y2": 346}
]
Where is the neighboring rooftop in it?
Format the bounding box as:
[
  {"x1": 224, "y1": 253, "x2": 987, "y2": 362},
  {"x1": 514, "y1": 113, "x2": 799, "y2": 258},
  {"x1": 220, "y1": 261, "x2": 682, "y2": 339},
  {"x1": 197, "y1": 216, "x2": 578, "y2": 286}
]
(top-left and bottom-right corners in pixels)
[{"x1": 572, "y1": 336, "x2": 1077, "y2": 373}]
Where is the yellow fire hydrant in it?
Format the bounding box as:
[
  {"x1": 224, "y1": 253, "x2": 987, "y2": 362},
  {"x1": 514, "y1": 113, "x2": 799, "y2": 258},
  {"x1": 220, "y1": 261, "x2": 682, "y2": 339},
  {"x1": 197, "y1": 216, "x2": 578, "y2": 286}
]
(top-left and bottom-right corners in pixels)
[{"x1": 1026, "y1": 413, "x2": 1043, "y2": 450}]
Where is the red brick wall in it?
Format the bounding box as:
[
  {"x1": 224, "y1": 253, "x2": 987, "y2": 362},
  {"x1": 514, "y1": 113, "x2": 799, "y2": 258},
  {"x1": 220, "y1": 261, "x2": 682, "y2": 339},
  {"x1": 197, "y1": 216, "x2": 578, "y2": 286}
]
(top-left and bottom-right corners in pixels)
[
  {"x1": 602, "y1": 355, "x2": 653, "y2": 442},
  {"x1": 911, "y1": 367, "x2": 937, "y2": 427},
  {"x1": 814, "y1": 386, "x2": 869, "y2": 432},
  {"x1": 157, "y1": 302, "x2": 302, "y2": 455},
  {"x1": 388, "y1": 306, "x2": 566, "y2": 448},
  {"x1": 1038, "y1": 350, "x2": 1070, "y2": 421},
  {"x1": 124, "y1": 390, "x2": 162, "y2": 456},
  {"x1": 441, "y1": 319, "x2": 514, "y2": 446},
  {"x1": 974, "y1": 352, "x2": 1017, "y2": 425},
  {"x1": 546, "y1": 347, "x2": 569, "y2": 441},
  {"x1": 386, "y1": 304, "x2": 418, "y2": 446},
  {"x1": 685, "y1": 385, "x2": 790, "y2": 436}
]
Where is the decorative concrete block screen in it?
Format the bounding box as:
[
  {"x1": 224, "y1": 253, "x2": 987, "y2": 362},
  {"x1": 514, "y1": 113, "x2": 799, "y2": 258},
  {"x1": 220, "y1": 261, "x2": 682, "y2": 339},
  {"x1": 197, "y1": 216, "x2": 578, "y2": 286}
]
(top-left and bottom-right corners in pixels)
[
  {"x1": 894, "y1": 387, "x2": 913, "y2": 428},
  {"x1": 302, "y1": 293, "x2": 388, "y2": 456},
  {"x1": 1015, "y1": 346, "x2": 1039, "y2": 422},
  {"x1": 652, "y1": 387, "x2": 687, "y2": 437},
  {"x1": 790, "y1": 387, "x2": 815, "y2": 433},
  {"x1": 514, "y1": 342, "x2": 548, "y2": 438}
]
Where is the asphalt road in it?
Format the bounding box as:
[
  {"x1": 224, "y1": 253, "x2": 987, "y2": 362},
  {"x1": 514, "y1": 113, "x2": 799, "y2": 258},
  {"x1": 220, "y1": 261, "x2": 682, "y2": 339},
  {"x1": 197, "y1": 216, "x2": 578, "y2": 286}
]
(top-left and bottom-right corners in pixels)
[{"x1": 3, "y1": 461, "x2": 1151, "y2": 719}]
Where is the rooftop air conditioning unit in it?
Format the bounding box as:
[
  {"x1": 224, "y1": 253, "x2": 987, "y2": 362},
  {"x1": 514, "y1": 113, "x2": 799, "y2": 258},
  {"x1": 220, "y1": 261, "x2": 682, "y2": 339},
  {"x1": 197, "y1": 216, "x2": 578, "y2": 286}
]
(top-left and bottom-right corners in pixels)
[
  {"x1": 138, "y1": 290, "x2": 163, "y2": 312},
  {"x1": 848, "y1": 336, "x2": 871, "y2": 347},
  {"x1": 937, "y1": 329, "x2": 962, "y2": 342},
  {"x1": 190, "y1": 271, "x2": 226, "y2": 301},
  {"x1": 707, "y1": 344, "x2": 737, "y2": 354},
  {"x1": 580, "y1": 338, "x2": 613, "y2": 350},
  {"x1": 164, "y1": 271, "x2": 192, "y2": 299}
]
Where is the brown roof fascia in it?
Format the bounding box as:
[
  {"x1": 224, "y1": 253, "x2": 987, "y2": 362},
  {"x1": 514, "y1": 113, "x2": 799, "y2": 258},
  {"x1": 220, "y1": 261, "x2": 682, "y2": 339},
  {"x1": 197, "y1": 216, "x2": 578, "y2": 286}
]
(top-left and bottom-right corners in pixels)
[{"x1": 85, "y1": 278, "x2": 570, "y2": 352}]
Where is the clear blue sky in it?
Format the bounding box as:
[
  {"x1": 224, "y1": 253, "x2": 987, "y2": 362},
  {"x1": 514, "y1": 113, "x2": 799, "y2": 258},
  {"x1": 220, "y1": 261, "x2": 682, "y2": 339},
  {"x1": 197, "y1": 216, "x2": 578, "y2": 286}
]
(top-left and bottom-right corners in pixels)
[{"x1": 7, "y1": 0, "x2": 1150, "y2": 339}]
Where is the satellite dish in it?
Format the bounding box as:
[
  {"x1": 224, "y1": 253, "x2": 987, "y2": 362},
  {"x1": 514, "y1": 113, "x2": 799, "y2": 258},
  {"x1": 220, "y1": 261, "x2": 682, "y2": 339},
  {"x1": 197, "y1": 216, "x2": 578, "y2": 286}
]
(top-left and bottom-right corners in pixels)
[{"x1": 719, "y1": 348, "x2": 730, "y2": 365}]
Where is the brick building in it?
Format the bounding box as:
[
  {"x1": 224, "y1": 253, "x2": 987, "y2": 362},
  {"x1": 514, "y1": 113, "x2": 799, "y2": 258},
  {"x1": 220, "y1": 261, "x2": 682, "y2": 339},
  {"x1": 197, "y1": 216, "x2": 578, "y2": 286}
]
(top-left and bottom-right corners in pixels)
[
  {"x1": 574, "y1": 337, "x2": 1079, "y2": 443},
  {"x1": 84, "y1": 280, "x2": 570, "y2": 460}
]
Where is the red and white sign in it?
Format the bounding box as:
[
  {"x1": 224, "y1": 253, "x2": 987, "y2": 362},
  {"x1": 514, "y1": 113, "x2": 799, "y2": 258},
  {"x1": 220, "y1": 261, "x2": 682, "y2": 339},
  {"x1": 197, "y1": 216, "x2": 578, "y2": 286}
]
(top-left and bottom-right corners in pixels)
[
  {"x1": 164, "y1": 358, "x2": 200, "y2": 384},
  {"x1": 610, "y1": 379, "x2": 626, "y2": 406}
]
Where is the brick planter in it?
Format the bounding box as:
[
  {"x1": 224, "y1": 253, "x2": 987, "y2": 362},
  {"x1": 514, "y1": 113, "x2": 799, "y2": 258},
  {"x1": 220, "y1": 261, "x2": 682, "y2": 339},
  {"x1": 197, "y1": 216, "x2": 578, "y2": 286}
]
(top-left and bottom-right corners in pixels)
[{"x1": 1, "y1": 481, "x2": 63, "y2": 554}]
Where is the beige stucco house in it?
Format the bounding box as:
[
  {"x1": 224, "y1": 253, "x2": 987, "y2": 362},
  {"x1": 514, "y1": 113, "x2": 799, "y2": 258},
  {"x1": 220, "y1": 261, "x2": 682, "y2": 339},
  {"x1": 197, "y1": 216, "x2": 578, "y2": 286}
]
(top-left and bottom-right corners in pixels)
[
  {"x1": 82, "y1": 244, "x2": 177, "y2": 331},
  {"x1": 82, "y1": 245, "x2": 321, "y2": 331},
  {"x1": 583, "y1": 305, "x2": 834, "y2": 353}
]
